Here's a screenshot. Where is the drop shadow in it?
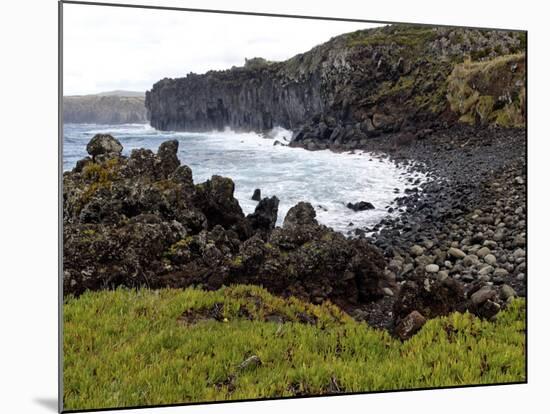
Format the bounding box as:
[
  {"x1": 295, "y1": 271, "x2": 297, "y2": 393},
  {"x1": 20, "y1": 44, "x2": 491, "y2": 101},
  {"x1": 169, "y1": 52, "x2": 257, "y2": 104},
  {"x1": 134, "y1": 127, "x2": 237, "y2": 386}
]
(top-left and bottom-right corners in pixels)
[{"x1": 34, "y1": 397, "x2": 58, "y2": 412}]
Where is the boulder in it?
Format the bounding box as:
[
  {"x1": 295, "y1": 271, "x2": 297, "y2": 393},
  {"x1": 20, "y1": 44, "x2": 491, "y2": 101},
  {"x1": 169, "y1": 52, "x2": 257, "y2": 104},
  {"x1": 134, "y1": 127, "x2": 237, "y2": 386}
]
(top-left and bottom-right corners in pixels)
[
  {"x1": 252, "y1": 188, "x2": 261, "y2": 201},
  {"x1": 283, "y1": 202, "x2": 318, "y2": 227},
  {"x1": 360, "y1": 118, "x2": 376, "y2": 134},
  {"x1": 484, "y1": 254, "x2": 497, "y2": 266},
  {"x1": 86, "y1": 134, "x2": 123, "y2": 158},
  {"x1": 156, "y1": 139, "x2": 180, "y2": 177},
  {"x1": 393, "y1": 278, "x2": 466, "y2": 321},
  {"x1": 448, "y1": 247, "x2": 466, "y2": 259},
  {"x1": 500, "y1": 284, "x2": 517, "y2": 301},
  {"x1": 346, "y1": 201, "x2": 375, "y2": 211},
  {"x1": 395, "y1": 311, "x2": 427, "y2": 340},
  {"x1": 476, "y1": 246, "x2": 491, "y2": 258},
  {"x1": 193, "y1": 175, "x2": 247, "y2": 234},
  {"x1": 410, "y1": 245, "x2": 425, "y2": 257},
  {"x1": 463, "y1": 254, "x2": 479, "y2": 267},
  {"x1": 425, "y1": 264, "x2": 439, "y2": 273},
  {"x1": 170, "y1": 165, "x2": 194, "y2": 187},
  {"x1": 246, "y1": 196, "x2": 279, "y2": 233},
  {"x1": 468, "y1": 286, "x2": 501, "y2": 319},
  {"x1": 470, "y1": 286, "x2": 496, "y2": 306},
  {"x1": 395, "y1": 132, "x2": 415, "y2": 146},
  {"x1": 238, "y1": 355, "x2": 262, "y2": 371}
]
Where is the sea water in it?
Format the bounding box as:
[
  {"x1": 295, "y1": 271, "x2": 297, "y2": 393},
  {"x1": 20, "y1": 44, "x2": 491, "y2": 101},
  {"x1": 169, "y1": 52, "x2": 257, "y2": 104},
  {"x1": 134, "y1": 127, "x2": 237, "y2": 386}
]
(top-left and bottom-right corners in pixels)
[{"x1": 63, "y1": 123, "x2": 426, "y2": 235}]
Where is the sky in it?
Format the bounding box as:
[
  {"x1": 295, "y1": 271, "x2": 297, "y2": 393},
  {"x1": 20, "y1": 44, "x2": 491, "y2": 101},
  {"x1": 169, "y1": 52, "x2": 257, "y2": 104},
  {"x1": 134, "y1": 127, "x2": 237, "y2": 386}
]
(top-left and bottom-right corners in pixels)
[{"x1": 63, "y1": 3, "x2": 382, "y2": 95}]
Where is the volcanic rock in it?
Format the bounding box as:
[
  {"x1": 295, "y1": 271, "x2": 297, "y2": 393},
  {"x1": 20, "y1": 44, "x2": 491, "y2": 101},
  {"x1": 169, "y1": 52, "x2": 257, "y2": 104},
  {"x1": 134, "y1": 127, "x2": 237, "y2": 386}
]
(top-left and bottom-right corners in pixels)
[
  {"x1": 86, "y1": 134, "x2": 123, "y2": 158},
  {"x1": 64, "y1": 137, "x2": 387, "y2": 309},
  {"x1": 346, "y1": 201, "x2": 375, "y2": 211},
  {"x1": 395, "y1": 310, "x2": 427, "y2": 340},
  {"x1": 252, "y1": 188, "x2": 261, "y2": 201}
]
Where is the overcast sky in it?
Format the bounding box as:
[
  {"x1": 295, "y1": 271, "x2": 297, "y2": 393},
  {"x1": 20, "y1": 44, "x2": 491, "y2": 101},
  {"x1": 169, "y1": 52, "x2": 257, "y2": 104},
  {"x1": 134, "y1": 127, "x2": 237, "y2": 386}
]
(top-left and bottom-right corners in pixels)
[{"x1": 63, "y1": 3, "x2": 382, "y2": 95}]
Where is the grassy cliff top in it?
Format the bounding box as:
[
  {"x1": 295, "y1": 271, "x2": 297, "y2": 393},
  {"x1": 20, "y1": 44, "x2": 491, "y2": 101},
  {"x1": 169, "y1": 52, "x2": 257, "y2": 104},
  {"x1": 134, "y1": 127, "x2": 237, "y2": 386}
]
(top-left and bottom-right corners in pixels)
[{"x1": 63, "y1": 285, "x2": 525, "y2": 411}]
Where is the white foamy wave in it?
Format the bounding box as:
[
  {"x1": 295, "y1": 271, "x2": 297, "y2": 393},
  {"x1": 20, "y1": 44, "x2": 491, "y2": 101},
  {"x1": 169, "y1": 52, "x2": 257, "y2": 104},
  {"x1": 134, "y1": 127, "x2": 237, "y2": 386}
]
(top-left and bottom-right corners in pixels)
[
  {"x1": 79, "y1": 123, "x2": 156, "y2": 135},
  {"x1": 263, "y1": 126, "x2": 293, "y2": 143},
  {"x1": 63, "y1": 123, "x2": 428, "y2": 235}
]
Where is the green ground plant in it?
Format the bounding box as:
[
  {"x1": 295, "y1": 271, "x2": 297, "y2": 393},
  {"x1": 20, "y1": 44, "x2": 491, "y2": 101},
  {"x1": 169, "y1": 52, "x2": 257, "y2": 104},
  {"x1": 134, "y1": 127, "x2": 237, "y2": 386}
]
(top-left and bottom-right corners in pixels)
[
  {"x1": 347, "y1": 25, "x2": 437, "y2": 50},
  {"x1": 446, "y1": 53, "x2": 526, "y2": 127},
  {"x1": 63, "y1": 285, "x2": 525, "y2": 411}
]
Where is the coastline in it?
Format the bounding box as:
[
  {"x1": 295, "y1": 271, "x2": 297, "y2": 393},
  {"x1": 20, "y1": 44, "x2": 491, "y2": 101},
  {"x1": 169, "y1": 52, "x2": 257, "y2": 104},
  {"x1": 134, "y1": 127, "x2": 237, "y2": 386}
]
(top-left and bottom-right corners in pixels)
[
  {"x1": 62, "y1": 124, "x2": 526, "y2": 333},
  {"x1": 331, "y1": 124, "x2": 526, "y2": 328}
]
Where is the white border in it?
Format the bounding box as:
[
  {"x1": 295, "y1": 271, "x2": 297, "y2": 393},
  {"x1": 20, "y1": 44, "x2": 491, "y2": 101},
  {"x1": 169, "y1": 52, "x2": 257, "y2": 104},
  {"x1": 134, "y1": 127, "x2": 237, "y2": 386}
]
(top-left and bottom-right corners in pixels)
[{"x1": 1, "y1": 1, "x2": 547, "y2": 413}]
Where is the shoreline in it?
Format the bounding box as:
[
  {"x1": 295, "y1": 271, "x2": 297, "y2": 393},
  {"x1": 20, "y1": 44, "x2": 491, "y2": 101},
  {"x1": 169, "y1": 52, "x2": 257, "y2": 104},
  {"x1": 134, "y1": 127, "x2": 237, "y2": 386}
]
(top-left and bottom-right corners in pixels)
[
  {"x1": 63, "y1": 123, "x2": 427, "y2": 235},
  {"x1": 62, "y1": 124, "x2": 526, "y2": 334},
  {"x1": 330, "y1": 124, "x2": 527, "y2": 328}
]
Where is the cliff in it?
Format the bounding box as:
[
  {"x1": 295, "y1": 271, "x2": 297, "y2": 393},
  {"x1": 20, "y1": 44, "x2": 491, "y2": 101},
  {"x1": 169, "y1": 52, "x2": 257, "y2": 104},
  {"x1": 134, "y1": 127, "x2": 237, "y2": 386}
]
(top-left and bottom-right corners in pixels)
[
  {"x1": 146, "y1": 24, "x2": 525, "y2": 142},
  {"x1": 64, "y1": 92, "x2": 148, "y2": 124}
]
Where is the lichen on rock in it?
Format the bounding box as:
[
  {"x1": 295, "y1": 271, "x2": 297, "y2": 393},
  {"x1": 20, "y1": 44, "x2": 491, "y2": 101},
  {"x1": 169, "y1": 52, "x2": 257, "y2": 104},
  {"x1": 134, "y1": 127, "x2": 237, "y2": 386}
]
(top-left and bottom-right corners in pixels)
[{"x1": 64, "y1": 135, "x2": 388, "y2": 309}]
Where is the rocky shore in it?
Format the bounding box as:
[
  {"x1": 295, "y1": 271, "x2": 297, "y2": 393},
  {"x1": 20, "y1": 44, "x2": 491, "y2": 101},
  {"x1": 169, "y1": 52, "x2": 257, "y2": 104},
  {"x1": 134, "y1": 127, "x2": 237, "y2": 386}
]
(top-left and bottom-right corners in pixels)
[
  {"x1": 339, "y1": 124, "x2": 526, "y2": 331},
  {"x1": 65, "y1": 24, "x2": 527, "y2": 340},
  {"x1": 63, "y1": 129, "x2": 526, "y2": 339},
  {"x1": 63, "y1": 135, "x2": 389, "y2": 309}
]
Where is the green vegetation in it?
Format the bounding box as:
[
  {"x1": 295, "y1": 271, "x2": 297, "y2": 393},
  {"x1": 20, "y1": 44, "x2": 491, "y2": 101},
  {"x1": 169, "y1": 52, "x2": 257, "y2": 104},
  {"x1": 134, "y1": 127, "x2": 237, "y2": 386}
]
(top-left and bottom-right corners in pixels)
[
  {"x1": 518, "y1": 32, "x2": 527, "y2": 51},
  {"x1": 64, "y1": 285, "x2": 525, "y2": 411},
  {"x1": 230, "y1": 255, "x2": 243, "y2": 267},
  {"x1": 370, "y1": 76, "x2": 415, "y2": 102},
  {"x1": 368, "y1": 65, "x2": 450, "y2": 115},
  {"x1": 167, "y1": 237, "x2": 193, "y2": 253},
  {"x1": 153, "y1": 179, "x2": 180, "y2": 192},
  {"x1": 82, "y1": 157, "x2": 120, "y2": 184},
  {"x1": 347, "y1": 25, "x2": 438, "y2": 52},
  {"x1": 76, "y1": 158, "x2": 121, "y2": 214},
  {"x1": 244, "y1": 57, "x2": 274, "y2": 70},
  {"x1": 447, "y1": 53, "x2": 526, "y2": 127}
]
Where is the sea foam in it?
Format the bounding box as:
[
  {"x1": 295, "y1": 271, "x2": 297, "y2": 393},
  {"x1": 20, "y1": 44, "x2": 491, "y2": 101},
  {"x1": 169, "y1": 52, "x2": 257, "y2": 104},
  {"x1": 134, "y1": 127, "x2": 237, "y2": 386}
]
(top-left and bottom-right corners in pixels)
[{"x1": 63, "y1": 123, "x2": 427, "y2": 235}]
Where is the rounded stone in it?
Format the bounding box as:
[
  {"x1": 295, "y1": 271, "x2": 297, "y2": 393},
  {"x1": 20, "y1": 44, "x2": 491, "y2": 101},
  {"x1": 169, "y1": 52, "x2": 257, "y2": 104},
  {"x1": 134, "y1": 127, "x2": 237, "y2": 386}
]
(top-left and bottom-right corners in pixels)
[
  {"x1": 478, "y1": 265, "x2": 494, "y2": 275},
  {"x1": 471, "y1": 286, "x2": 497, "y2": 306},
  {"x1": 493, "y1": 268, "x2": 509, "y2": 277},
  {"x1": 476, "y1": 247, "x2": 491, "y2": 258},
  {"x1": 437, "y1": 270, "x2": 449, "y2": 281},
  {"x1": 463, "y1": 254, "x2": 479, "y2": 267},
  {"x1": 500, "y1": 284, "x2": 517, "y2": 300},
  {"x1": 410, "y1": 245, "x2": 425, "y2": 257},
  {"x1": 513, "y1": 248, "x2": 526, "y2": 259},
  {"x1": 484, "y1": 254, "x2": 497, "y2": 266},
  {"x1": 86, "y1": 133, "x2": 123, "y2": 157},
  {"x1": 448, "y1": 247, "x2": 466, "y2": 259}
]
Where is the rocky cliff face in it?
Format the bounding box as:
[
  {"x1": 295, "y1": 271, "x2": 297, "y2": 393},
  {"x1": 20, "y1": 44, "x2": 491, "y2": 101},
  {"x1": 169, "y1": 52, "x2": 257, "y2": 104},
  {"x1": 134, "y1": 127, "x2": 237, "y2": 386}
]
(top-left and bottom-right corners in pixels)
[
  {"x1": 146, "y1": 24, "x2": 525, "y2": 141},
  {"x1": 64, "y1": 94, "x2": 148, "y2": 124},
  {"x1": 145, "y1": 59, "x2": 324, "y2": 131}
]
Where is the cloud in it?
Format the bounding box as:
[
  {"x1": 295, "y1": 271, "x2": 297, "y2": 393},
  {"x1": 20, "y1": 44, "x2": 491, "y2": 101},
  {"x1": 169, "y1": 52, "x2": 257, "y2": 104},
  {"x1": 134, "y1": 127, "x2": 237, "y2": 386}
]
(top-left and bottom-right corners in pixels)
[{"x1": 63, "y1": 3, "x2": 381, "y2": 95}]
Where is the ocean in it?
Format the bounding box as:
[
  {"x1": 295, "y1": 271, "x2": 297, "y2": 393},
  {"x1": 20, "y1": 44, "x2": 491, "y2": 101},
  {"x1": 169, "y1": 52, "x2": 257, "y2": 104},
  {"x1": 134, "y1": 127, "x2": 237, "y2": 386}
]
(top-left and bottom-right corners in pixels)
[{"x1": 63, "y1": 123, "x2": 425, "y2": 235}]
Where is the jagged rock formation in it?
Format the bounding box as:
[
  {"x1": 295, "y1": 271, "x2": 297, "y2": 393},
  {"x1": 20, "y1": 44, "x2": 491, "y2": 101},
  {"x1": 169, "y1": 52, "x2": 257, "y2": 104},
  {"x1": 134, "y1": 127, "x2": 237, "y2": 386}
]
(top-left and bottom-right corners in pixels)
[
  {"x1": 64, "y1": 93, "x2": 148, "y2": 124},
  {"x1": 146, "y1": 24, "x2": 525, "y2": 145},
  {"x1": 63, "y1": 135, "x2": 389, "y2": 307},
  {"x1": 63, "y1": 134, "x2": 519, "y2": 331}
]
